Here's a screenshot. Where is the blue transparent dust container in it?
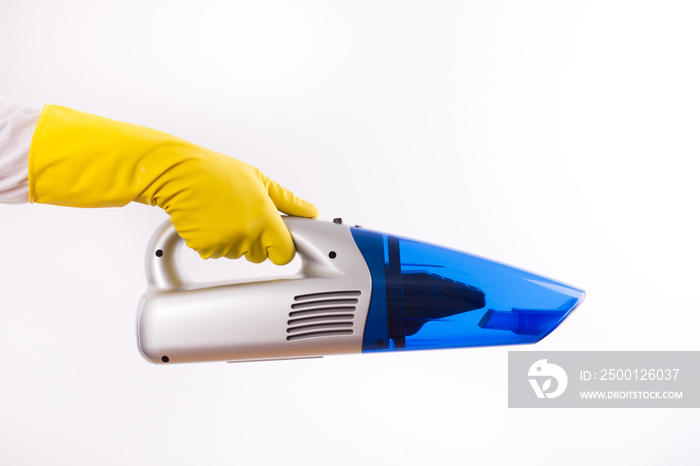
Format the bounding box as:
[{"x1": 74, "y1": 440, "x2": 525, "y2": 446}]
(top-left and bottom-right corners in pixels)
[{"x1": 350, "y1": 228, "x2": 585, "y2": 353}]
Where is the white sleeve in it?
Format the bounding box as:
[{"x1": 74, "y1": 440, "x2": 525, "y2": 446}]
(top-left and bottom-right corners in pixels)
[{"x1": 0, "y1": 95, "x2": 41, "y2": 204}]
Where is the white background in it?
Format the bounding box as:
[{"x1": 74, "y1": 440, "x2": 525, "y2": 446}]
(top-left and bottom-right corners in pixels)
[{"x1": 1, "y1": 1, "x2": 698, "y2": 464}]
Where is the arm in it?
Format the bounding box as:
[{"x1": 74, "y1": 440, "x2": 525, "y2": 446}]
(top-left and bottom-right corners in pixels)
[
  {"x1": 2, "y1": 98, "x2": 318, "y2": 264},
  {"x1": 0, "y1": 95, "x2": 40, "y2": 204}
]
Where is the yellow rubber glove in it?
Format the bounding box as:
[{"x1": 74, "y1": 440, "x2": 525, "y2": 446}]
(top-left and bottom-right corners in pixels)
[{"x1": 28, "y1": 105, "x2": 318, "y2": 264}]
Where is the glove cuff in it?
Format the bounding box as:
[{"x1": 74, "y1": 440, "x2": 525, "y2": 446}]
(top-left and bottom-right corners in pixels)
[{"x1": 29, "y1": 105, "x2": 188, "y2": 208}]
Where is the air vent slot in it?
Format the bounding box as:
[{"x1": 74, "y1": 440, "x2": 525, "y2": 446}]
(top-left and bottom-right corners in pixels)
[
  {"x1": 287, "y1": 291, "x2": 360, "y2": 341},
  {"x1": 287, "y1": 322, "x2": 354, "y2": 334},
  {"x1": 287, "y1": 330, "x2": 354, "y2": 341},
  {"x1": 294, "y1": 290, "x2": 361, "y2": 301},
  {"x1": 291, "y1": 298, "x2": 358, "y2": 310},
  {"x1": 288, "y1": 314, "x2": 355, "y2": 326},
  {"x1": 289, "y1": 306, "x2": 356, "y2": 318}
]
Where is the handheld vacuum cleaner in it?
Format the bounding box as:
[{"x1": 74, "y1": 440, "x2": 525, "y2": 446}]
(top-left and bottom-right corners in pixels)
[{"x1": 137, "y1": 218, "x2": 585, "y2": 364}]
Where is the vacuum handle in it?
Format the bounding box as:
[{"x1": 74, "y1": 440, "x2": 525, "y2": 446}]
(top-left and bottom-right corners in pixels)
[
  {"x1": 144, "y1": 221, "x2": 189, "y2": 291},
  {"x1": 145, "y1": 218, "x2": 347, "y2": 292}
]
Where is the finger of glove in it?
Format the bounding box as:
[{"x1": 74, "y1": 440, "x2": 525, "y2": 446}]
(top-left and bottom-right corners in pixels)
[
  {"x1": 222, "y1": 235, "x2": 259, "y2": 262},
  {"x1": 243, "y1": 241, "x2": 267, "y2": 264},
  {"x1": 261, "y1": 173, "x2": 319, "y2": 218},
  {"x1": 262, "y1": 213, "x2": 296, "y2": 265}
]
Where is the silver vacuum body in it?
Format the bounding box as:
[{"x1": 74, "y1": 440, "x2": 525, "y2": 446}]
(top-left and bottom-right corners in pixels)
[{"x1": 136, "y1": 218, "x2": 372, "y2": 364}]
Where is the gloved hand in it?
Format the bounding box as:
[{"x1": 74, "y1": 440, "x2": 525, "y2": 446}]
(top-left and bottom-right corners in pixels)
[{"x1": 29, "y1": 105, "x2": 318, "y2": 264}]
